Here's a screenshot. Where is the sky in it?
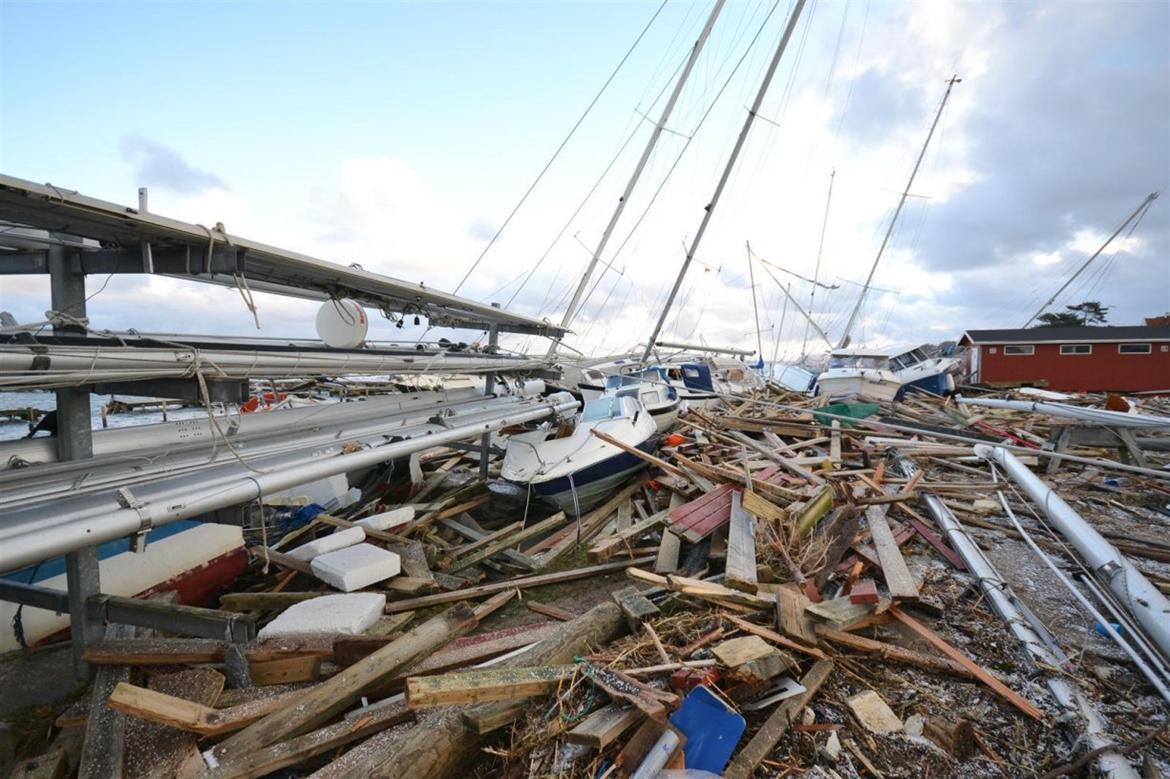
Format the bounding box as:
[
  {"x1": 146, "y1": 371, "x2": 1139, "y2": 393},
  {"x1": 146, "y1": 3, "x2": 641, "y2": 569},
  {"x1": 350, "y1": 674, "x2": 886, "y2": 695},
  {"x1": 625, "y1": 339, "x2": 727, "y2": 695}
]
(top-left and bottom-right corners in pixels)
[{"x1": 1, "y1": 0, "x2": 1167, "y2": 362}]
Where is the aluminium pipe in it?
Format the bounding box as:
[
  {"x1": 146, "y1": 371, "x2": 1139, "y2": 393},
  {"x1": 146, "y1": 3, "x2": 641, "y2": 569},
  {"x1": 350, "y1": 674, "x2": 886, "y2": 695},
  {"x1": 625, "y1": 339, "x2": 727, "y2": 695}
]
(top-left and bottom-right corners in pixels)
[
  {"x1": 0, "y1": 394, "x2": 577, "y2": 572},
  {"x1": 895, "y1": 455, "x2": 1137, "y2": 778},
  {"x1": 975, "y1": 444, "x2": 1170, "y2": 661},
  {"x1": 956, "y1": 396, "x2": 1170, "y2": 429}
]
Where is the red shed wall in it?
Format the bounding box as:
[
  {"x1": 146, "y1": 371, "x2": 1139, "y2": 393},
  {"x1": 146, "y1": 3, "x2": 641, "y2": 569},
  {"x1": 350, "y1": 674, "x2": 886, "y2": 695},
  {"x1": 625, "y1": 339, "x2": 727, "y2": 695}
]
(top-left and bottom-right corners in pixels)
[{"x1": 977, "y1": 342, "x2": 1170, "y2": 392}]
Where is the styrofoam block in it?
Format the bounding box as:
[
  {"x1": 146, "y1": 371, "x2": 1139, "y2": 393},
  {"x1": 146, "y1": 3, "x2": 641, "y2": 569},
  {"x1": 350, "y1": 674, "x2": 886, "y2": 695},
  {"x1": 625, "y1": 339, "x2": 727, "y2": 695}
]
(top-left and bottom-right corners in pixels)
[
  {"x1": 353, "y1": 506, "x2": 415, "y2": 532},
  {"x1": 287, "y1": 526, "x2": 365, "y2": 561},
  {"x1": 257, "y1": 592, "x2": 385, "y2": 639},
  {"x1": 311, "y1": 543, "x2": 401, "y2": 592}
]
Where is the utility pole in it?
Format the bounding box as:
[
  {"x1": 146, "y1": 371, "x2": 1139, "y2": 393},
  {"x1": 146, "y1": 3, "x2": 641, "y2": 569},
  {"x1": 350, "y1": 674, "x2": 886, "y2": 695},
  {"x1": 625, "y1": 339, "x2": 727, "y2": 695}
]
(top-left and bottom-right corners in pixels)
[
  {"x1": 643, "y1": 0, "x2": 808, "y2": 364},
  {"x1": 837, "y1": 75, "x2": 961, "y2": 349},
  {"x1": 546, "y1": 0, "x2": 728, "y2": 359}
]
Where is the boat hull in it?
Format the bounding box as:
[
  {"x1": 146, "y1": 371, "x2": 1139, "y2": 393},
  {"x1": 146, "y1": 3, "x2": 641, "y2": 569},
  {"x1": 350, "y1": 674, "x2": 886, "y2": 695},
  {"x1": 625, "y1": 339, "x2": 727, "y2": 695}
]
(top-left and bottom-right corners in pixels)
[
  {"x1": 529, "y1": 435, "x2": 657, "y2": 514},
  {"x1": 815, "y1": 371, "x2": 902, "y2": 402}
]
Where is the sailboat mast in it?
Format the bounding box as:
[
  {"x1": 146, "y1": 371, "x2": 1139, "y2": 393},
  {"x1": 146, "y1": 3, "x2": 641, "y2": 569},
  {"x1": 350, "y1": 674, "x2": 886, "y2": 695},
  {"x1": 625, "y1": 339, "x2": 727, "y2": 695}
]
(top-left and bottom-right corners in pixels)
[
  {"x1": 545, "y1": 0, "x2": 728, "y2": 359},
  {"x1": 1022, "y1": 191, "x2": 1159, "y2": 328},
  {"x1": 642, "y1": 0, "x2": 808, "y2": 364},
  {"x1": 772, "y1": 281, "x2": 790, "y2": 366},
  {"x1": 802, "y1": 168, "x2": 834, "y2": 357},
  {"x1": 747, "y1": 241, "x2": 764, "y2": 365},
  {"x1": 836, "y1": 75, "x2": 961, "y2": 349}
]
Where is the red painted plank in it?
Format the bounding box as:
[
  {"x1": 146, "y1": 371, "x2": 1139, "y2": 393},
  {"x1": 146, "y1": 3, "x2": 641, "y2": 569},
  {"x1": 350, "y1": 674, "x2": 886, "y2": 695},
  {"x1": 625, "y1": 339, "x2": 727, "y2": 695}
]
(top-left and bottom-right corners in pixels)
[{"x1": 667, "y1": 483, "x2": 737, "y2": 541}]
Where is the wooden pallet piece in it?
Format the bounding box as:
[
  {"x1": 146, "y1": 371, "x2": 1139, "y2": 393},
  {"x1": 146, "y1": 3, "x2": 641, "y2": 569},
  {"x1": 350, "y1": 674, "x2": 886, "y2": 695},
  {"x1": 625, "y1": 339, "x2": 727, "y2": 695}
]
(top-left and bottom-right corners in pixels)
[
  {"x1": 725, "y1": 491, "x2": 758, "y2": 592},
  {"x1": 565, "y1": 704, "x2": 643, "y2": 749},
  {"x1": 865, "y1": 505, "x2": 920, "y2": 600},
  {"x1": 406, "y1": 665, "x2": 575, "y2": 708}
]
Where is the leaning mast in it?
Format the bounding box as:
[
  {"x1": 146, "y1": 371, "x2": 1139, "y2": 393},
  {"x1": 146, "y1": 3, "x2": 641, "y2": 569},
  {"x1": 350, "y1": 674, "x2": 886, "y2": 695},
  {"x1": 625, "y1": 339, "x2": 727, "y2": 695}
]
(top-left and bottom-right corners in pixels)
[
  {"x1": 642, "y1": 0, "x2": 809, "y2": 364},
  {"x1": 546, "y1": 0, "x2": 728, "y2": 359},
  {"x1": 836, "y1": 75, "x2": 961, "y2": 349}
]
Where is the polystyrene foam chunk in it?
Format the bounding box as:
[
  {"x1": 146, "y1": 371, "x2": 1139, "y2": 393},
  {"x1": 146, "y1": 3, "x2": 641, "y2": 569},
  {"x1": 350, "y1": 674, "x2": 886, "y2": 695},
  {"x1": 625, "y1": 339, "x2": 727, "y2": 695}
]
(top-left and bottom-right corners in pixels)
[
  {"x1": 310, "y1": 543, "x2": 401, "y2": 592},
  {"x1": 353, "y1": 506, "x2": 415, "y2": 532},
  {"x1": 287, "y1": 526, "x2": 365, "y2": 561},
  {"x1": 257, "y1": 592, "x2": 385, "y2": 639}
]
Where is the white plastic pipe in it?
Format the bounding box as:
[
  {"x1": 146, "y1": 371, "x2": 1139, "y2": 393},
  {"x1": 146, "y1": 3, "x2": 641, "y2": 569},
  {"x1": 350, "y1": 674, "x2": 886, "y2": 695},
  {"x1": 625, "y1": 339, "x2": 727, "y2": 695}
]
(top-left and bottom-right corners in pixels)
[
  {"x1": 957, "y1": 396, "x2": 1170, "y2": 429},
  {"x1": 976, "y1": 444, "x2": 1170, "y2": 661}
]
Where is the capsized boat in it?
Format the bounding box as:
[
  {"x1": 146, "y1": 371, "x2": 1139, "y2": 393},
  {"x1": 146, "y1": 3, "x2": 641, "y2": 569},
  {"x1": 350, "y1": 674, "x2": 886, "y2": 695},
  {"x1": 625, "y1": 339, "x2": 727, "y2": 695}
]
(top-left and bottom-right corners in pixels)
[
  {"x1": 603, "y1": 367, "x2": 680, "y2": 433},
  {"x1": 499, "y1": 394, "x2": 657, "y2": 514}
]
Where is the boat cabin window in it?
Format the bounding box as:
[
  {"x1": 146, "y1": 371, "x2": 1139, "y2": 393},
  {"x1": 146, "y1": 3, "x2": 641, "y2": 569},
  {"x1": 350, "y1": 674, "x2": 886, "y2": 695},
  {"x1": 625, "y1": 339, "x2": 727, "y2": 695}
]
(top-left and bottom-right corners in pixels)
[
  {"x1": 585, "y1": 369, "x2": 605, "y2": 381},
  {"x1": 581, "y1": 397, "x2": 621, "y2": 422},
  {"x1": 832, "y1": 355, "x2": 887, "y2": 369},
  {"x1": 642, "y1": 391, "x2": 661, "y2": 405}
]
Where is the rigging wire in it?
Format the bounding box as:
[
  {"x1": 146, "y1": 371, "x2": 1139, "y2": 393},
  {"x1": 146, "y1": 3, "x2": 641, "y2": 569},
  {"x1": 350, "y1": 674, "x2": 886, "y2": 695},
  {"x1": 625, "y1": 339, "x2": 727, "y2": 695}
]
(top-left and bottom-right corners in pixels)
[{"x1": 450, "y1": 0, "x2": 669, "y2": 295}]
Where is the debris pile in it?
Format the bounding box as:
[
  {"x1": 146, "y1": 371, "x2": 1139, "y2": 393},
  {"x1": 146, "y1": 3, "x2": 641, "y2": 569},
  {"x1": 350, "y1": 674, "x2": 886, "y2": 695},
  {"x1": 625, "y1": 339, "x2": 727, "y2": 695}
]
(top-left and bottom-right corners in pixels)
[{"x1": 7, "y1": 387, "x2": 1170, "y2": 778}]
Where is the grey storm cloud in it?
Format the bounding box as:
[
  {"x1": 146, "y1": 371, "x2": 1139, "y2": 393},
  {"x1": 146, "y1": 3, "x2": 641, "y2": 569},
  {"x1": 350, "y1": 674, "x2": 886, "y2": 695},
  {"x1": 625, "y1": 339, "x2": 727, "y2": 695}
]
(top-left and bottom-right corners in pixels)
[{"x1": 119, "y1": 135, "x2": 228, "y2": 194}]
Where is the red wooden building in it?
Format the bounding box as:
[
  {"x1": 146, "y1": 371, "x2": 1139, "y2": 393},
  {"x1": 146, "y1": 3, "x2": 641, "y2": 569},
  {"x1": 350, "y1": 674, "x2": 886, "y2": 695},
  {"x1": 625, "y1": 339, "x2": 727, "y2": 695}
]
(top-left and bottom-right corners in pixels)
[{"x1": 959, "y1": 325, "x2": 1170, "y2": 393}]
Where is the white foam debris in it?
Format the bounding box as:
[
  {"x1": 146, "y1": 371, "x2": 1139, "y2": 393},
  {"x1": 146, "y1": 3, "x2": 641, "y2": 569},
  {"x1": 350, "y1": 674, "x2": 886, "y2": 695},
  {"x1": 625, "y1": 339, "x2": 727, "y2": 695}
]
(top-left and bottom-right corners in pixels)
[
  {"x1": 353, "y1": 506, "x2": 415, "y2": 532},
  {"x1": 287, "y1": 526, "x2": 365, "y2": 561},
  {"x1": 311, "y1": 543, "x2": 401, "y2": 592},
  {"x1": 257, "y1": 592, "x2": 386, "y2": 639}
]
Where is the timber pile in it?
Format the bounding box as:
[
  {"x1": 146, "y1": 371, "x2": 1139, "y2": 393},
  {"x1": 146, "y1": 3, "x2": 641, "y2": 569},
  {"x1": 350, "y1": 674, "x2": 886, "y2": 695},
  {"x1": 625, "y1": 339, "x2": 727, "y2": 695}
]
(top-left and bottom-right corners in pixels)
[{"x1": 7, "y1": 387, "x2": 1170, "y2": 777}]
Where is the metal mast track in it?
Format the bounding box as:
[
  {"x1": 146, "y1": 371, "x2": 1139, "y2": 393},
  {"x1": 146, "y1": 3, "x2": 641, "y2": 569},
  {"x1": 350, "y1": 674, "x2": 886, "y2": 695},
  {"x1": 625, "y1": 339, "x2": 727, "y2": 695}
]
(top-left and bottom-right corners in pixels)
[{"x1": 0, "y1": 174, "x2": 565, "y2": 337}]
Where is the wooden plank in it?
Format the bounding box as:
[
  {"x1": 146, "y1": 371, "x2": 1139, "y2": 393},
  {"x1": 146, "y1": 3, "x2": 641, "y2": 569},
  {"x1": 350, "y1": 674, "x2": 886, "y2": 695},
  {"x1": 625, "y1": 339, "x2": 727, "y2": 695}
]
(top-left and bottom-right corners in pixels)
[
  {"x1": 84, "y1": 637, "x2": 334, "y2": 666},
  {"x1": 666, "y1": 483, "x2": 737, "y2": 543},
  {"x1": 725, "y1": 615, "x2": 827, "y2": 661},
  {"x1": 813, "y1": 625, "x2": 974, "y2": 680},
  {"x1": 866, "y1": 505, "x2": 920, "y2": 600},
  {"x1": 248, "y1": 546, "x2": 313, "y2": 576},
  {"x1": 79, "y1": 622, "x2": 135, "y2": 779},
  {"x1": 219, "y1": 591, "x2": 323, "y2": 612},
  {"x1": 106, "y1": 683, "x2": 305, "y2": 737},
  {"x1": 588, "y1": 511, "x2": 666, "y2": 563},
  {"x1": 8, "y1": 747, "x2": 68, "y2": 779},
  {"x1": 385, "y1": 557, "x2": 654, "y2": 613},
  {"x1": 611, "y1": 586, "x2": 660, "y2": 629},
  {"x1": 742, "y1": 489, "x2": 788, "y2": 524},
  {"x1": 535, "y1": 479, "x2": 648, "y2": 565},
  {"x1": 654, "y1": 529, "x2": 681, "y2": 574},
  {"x1": 725, "y1": 491, "x2": 758, "y2": 592},
  {"x1": 438, "y1": 516, "x2": 535, "y2": 570},
  {"x1": 565, "y1": 704, "x2": 642, "y2": 749},
  {"x1": 723, "y1": 659, "x2": 835, "y2": 779},
  {"x1": 209, "y1": 604, "x2": 479, "y2": 761},
  {"x1": 205, "y1": 699, "x2": 413, "y2": 779},
  {"x1": 249, "y1": 655, "x2": 322, "y2": 686},
  {"x1": 525, "y1": 601, "x2": 575, "y2": 621},
  {"x1": 590, "y1": 428, "x2": 688, "y2": 479},
  {"x1": 774, "y1": 584, "x2": 816, "y2": 644},
  {"x1": 805, "y1": 596, "x2": 881, "y2": 631},
  {"x1": 406, "y1": 665, "x2": 575, "y2": 708},
  {"x1": 446, "y1": 513, "x2": 563, "y2": 573},
  {"x1": 888, "y1": 607, "x2": 1043, "y2": 720},
  {"x1": 124, "y1": 668, "x2": 224, "y2": 779}
]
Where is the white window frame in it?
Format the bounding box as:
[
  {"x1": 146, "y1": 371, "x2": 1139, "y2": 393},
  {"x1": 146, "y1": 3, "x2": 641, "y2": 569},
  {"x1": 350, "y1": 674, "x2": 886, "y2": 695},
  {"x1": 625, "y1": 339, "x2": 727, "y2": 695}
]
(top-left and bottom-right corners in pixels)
[
  {"x1": 1003, "y1": 344, "x2": 1034, "y2": 356},
  {"x1": 1059, "y1": 344, "x2": 1092, "y2": 355},
  {"x1": 1118, "y1": 343, "x2": 1151, "y2": 355}
]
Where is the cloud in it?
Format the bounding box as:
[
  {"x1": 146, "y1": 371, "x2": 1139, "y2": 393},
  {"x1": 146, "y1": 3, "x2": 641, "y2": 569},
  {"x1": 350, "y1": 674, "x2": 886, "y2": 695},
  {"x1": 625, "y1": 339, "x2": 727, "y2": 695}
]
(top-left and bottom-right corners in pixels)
[{"x1": 119, "y1": 135, "x2": 228, "y2": 195}]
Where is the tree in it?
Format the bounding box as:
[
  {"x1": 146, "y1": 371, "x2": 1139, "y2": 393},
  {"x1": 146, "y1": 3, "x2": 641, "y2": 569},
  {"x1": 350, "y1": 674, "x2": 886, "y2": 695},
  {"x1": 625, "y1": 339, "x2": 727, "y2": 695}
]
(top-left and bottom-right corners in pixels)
[{"x1": 1033, "y1": 301, "x2": 1110, "y2": 328}]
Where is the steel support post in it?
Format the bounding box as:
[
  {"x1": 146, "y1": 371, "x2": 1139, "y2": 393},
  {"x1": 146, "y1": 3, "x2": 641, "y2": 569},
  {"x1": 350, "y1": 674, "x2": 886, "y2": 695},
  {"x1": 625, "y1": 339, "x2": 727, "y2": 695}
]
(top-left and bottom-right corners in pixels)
[
  {"x1": 480, "y1": 323, "x2": 500, "y2": 481},
  {"x1": 49, "y1": 243, "x2": 102, "y2": 678}
]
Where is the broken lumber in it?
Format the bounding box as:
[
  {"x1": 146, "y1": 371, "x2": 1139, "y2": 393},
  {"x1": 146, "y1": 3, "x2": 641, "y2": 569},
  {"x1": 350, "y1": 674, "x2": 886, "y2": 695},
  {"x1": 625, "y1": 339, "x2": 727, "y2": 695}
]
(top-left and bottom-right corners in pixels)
[
  {"x1": 106, "y1": 684, "x2": 305, "y2": 737},
  {"x1": 865, "y1": 505, "x2": 920, "y2": 600},
  {"x1": 724, "y1": 659, "x2": 835, "y2": 779},
  {"x1": 565, "y1": 704, "x2": 642, "y2": 749},
  {"x1": 725, "y1": 491, "x2": 758, "y2": 591},
  {"x1": 210, "y1": 603, "x2": 478, "y2": 762},
  {"x1": 406, "y1": 665, "x2": 575, "y2": 707}
]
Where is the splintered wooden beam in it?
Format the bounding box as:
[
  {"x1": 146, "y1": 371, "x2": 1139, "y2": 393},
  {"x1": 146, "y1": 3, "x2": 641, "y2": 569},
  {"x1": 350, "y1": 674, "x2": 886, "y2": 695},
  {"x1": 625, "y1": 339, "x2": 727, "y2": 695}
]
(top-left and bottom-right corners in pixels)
[
  {"x1": 124, "y1": 668, "x2": 225, "y2": 779},
  {"x1": 775, "y1": 584, "x2": 816, "y2": 644},
  {"x1": 865, "y1": 505, "x2": 920, "y2": 600},
  {"x1": 384, "y1": 557, "x2": 654, "y2": 613},
  {"x1": 406, "y1": 665, "x2": 575, "y2": 708},
  {"x1": 725, "y1": 491, "x2": 758, "y2": 592},
  {"x1": 205, "y1": 699, "x2": 414, "y2": 779},
  {"x1": 723, "y1": 659, "x2": 835, "y2": 779},
  {"x1": 79, "y1": 622, "x2": 135, "y2": 779},
  {"x1": 588, "y1": 512, "x2": 666, "y2": 563},
  {"x1": 611, "y1": 586, "x2": 660, "y2": 629},
  {"x1": 813, "y1": 625, "x2": 973, "y2": 680},
  {"x1": 106, "y1": 683, "x2": 305, "y2": 736},
  {"x1": 725, "y1": 615, "x2": 827, "y2": 661},
  {"x1": 566, "y1": 704, "x2": 643, "y2": 749},
  {"x1": 742, "y1": 490, "x2": 788, "y2": 524},
  {"x1": 888, "y1": 607, "x2": 1043, "y2": 721}
]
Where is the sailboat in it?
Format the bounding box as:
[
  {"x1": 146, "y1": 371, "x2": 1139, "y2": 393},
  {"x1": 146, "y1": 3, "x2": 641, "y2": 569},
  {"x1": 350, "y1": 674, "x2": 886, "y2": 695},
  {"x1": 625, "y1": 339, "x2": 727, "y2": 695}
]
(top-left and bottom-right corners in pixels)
[
  {"x1": 814, "y1": 76, "x2": 962, "y2": 401},
  {"x1": 498, "y1": 394, "x2": 657, "y2": 514}
]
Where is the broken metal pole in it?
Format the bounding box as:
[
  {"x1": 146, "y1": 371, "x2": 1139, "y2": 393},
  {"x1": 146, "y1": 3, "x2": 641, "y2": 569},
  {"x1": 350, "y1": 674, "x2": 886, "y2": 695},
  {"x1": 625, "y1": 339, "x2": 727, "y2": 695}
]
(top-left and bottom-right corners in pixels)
[
  {"x1": 975, "y1": 444, "x2": 1170, "y2": 662},
  {"x1": 896, "y1": 455, "x2": 1138, "y2": 779}
]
